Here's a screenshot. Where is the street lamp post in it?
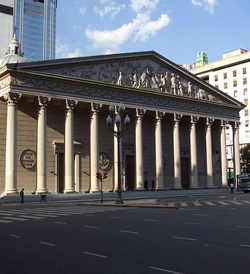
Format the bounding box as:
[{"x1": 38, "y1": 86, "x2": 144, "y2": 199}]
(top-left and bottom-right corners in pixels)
[{"x1": 106, "y1": 102, "x2": 130, "y2": 204}]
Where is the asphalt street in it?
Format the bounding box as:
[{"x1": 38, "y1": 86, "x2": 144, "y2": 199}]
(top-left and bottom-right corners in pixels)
[{"x1": 0, "y1": 193, "x2": 250, "y2": 274}]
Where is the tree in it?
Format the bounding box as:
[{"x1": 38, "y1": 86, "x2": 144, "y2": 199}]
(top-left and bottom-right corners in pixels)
[{"x1": 240, "y1": 143, "x2": 250, "y2": 173}]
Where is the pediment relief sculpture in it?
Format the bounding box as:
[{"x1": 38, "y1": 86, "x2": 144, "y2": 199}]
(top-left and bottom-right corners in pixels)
[{"x1": 56, "y1": 60, "x2": 220, "y2": 103}]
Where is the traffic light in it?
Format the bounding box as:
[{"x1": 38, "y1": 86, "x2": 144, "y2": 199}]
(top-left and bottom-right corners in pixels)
[
  {"x1": 96, "y1": 172, "x2": 102, "y2": 179},
  {"x1": 103, "y1": 172, "x2": 107, "y2": 179}
]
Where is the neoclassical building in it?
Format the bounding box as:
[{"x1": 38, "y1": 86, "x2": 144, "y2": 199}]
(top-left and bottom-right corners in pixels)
[{"x1": 0, "y1": 45, "x2": 244, "y2": 194}]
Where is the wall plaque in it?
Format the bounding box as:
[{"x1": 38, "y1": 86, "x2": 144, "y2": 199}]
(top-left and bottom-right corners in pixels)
[{"x1": 20, "y1": 149, "x2": 36, "y2": 170}]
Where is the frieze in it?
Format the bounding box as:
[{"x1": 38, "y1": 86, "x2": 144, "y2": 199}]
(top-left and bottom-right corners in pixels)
[{"x1": 6, "y1": 76, "x2": 239, "y2": 120}]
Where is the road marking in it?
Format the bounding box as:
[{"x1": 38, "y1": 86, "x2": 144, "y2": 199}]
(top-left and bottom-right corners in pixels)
[
  {"x1": 2, "y1": 216, "x2": 28, "y2": 221},
  {"x1": 172, "y1": 236, "x2": 198, "y2": 242},
  {"x1": 217, "y1": 201, "x2": 229, "y2": 205},
  {"x1": 231, "y1": 201, "x2": 243, "y2": 205},
  {"x1": 84, "y1": 214, "x2": 94, "y2": 216},
  {"x1": 9, "y1": 234, "x2": 20, "y2": 238},
  {"x1": 110, "y1": 216, "x2": 123, "y2": 219},
  {"x1": 83, "y1": 252, "x2": 108, "y2": 258},
  {"x1": 240, "y1": 245, "x2": 250, "y2": 248},
  {"x1": 54, "y1": 222, "x2": 66, "y2": 225},
  {"x1": 40, "y1": 242, "x2": 55, "y2": 247},
  {"x1": 167, "y1": 203, "x2": 175, "y2": 207},
  {"x1": 143, "y1": 219, "x2": 159, "y2": 222},
  {"x1": 205, "y1": 202, "x2": 215, "y2": 206},
  {"x1": 237, "y1": 226, "x2": 250, "y2": 229},
  {"x1": 0, "y1": 212, "x2": 15, "y2": 216},
  {"x1": 83, "y1": 225, "x2": 98, "y2": 229},
  {"x1": 180, "y1": 203, "x2": 188, "y2": 207},
  {"x1": 0, "y1": 219, "x2": 13, "y2": 223},
  {"x1": 184, "y1": 222, "x2": 204, "y2": 226},
  {"x1": 192, "y1": 214, "x2": 208, "y2": 216},
  {"x1": 150, "y1": 266, "x2": 184, "y2": 273},
  {"x1": 18, "y1": 215, "x2": 44, "y2": 219},
  {"x1": 243, "y1": 201, "x2": 250, "y2": 204},
  {"x1": 193, "y1": 202, "x2": 202, "y2": 206},
  {"x1": 120, "y1": 230, "x2": 139, "y2": 234}
]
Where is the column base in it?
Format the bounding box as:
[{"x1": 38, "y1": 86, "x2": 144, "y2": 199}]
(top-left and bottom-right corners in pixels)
[
  {"x1": 36, "y1": 189, "x2": 48, "y2": 194},
  {"x1": 90, "y1": 188, "x2": 100, "y2": 193},
  {"x1": 188, "y1": 186, "x2": 199, "y2": 189},
  {"x1": 64, "y1": 189, "x2": 75, "y2": 194},
  {"x1": 3, "y1": 190, "x2": 18, "y2": 195}
]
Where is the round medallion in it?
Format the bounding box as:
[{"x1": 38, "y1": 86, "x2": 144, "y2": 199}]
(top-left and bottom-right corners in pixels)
[
  {"x1": 20, "y1": 149, "x2": 36, "y2": 170},
  {"x1": 99, "y1": 152, "x2": 110, "y2": 171}
]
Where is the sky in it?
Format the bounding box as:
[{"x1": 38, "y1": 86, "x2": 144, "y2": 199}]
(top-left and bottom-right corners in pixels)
[{"x1": 56, "y1": 0, "x2": 250, "y2": 66}]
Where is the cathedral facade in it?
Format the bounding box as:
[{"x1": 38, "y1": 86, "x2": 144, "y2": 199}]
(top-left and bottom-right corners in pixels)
[{"x1": 0, "y1": 51, "x2": 244, "y2": 194}]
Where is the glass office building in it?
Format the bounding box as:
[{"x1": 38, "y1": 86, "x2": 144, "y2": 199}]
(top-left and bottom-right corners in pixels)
[{"x1": 0, "y1": 0, "x2": 57, "y2": 61}]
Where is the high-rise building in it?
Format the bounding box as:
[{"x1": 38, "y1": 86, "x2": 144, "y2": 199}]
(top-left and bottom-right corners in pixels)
[
  {"x1": 0, "y1": 0, "x2": 57, "y2": 62},
  {"x1": 189, "y1": 49, "x2": 250, "y2": 169}
]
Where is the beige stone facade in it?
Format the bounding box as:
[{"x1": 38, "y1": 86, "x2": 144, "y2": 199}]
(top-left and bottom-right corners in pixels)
[{"x1": 0, "y1": 51, "x2": 244, "y2": 194}]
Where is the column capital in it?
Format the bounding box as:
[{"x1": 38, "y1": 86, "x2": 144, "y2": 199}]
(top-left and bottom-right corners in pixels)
[
  {"x1": 135, "y1": 108, "x2": 146, "y2": 117},
  {"x1": 220, "y1": 120, "x2": 228, "y2": 127},
  {"x1": 230, "y1": 121, "x2": 240, "y2": 129},
  {"x1": 38, "y1": 96, "x2": 51, "y2": 107},
  {"x1": 205, "y1": 117, "x2": 214, "y2": 126},
  {"x1": 4, "y1": 92, "x2": 22, "y2": 105},
  {"x1": 91, "y1": 102, "x2": 102, "y2": 112},
  {"x1": 66, "y1": 99, "x2": 78, "y2": 110},
  {"x1": 189, "y1": 115, "x2": 199, "y2": 124},
  {"x1": 155, "y1": 111, "x2": 165, "y2": 120},
  {"x1": 172, "y1": 113, "x2": 183, "y2": 123}
]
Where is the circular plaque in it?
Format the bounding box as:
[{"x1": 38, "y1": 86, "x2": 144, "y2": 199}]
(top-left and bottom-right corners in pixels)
[
  {"x1": 99, "y1": 152, "x2": 110, "y2": 171},
  {"x1": 20, "y1": 149, "x2": 36, "y2": 170}
]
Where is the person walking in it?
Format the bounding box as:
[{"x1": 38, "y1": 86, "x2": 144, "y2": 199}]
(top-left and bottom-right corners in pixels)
[
  {"x1": 144, "y1": 179, "x2": 149, "y2": 190},
  {"x1": 230, "y1": 182, "x2": 234, "y2": 194},
  {"x1": 151, "y1": 179, "x2": 155, "y2": 191},
  {"x1": 20, "y1": 188, "x2": 24, "y2": 204}
]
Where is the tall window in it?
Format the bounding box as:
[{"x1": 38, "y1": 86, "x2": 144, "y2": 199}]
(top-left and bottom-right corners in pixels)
[
  {"x1": 223, "y1": 72, "x2": 227, "y2": 79},
  {"x1": 244, "y1": 99, "x2": 248, "y2": 106},
  {"x1": 233, "y1": 80, "x2": 237, "y2": 87},
  {"x1": 214, "y1": 75, "x2": 218, "y2": 81},
  {"x1": 234, "y1": 90, "x2": 238, "y2": 97},
  {"x1": 243, "y1": 78, "x2": 247, "y2": 85},
  {"x1": 245, "y1": 109, "x2": 249, "y2": 117},
  {"x1": 244, "y1": 88, "x2": 248, "y2": 96},
  {"x1": 243, "y1": 67, "x2": 247, "y2": 74},
  {"x1": 215, "y1": 85, "x2": 219, "y2": 89},
  {"x1": 233, "y1": 70, "x2": 237, "y2": 77},
  {"x1": 246, "y1": 120, "x2": 249, "y2": 127}
]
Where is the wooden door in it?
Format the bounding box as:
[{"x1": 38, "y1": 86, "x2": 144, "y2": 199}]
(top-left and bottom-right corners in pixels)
[
  {"x1": 59, "y1": 153, "x2": 65, "y2": 193},
  {"x1": 181, "y1": 158, "x2": 189, "y2": 189},
  {"x1": 126, "y1": 155, "x2": 135, "y2": 191}
]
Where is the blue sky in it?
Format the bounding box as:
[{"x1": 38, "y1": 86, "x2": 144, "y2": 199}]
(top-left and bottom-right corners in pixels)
[{"x1": 56, "y1": 0, "x2": 250, "y2": 65}]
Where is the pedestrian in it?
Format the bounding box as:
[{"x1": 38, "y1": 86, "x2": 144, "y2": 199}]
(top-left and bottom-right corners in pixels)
[
  {"x1": 144, "y1": 179, "x2": 148, "y2": 190},
  {"x1": 151, "y1": 180, "x2": 155, "y2": 191},
  {"x1": 125, "y1": 181, "x2": 129, "y2": 191},
  {"x1": 20, "y1": 188, "x2": 24, "y2": 204},
  {"x1": 230, "y1": 182, "x2": 234, "y2": 193}
]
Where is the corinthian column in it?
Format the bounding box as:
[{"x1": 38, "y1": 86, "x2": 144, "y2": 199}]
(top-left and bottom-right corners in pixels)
[
  {"x1": 64, "y1": 99, "x2": 78, "y2": 193},
  {"x1": 189, "y1": 116, "x2": 199, "y2": 188},
  {"x1": 135, "y1": 108, "x2": 145, "y2": 190},
  {"x1": 172, "y1": 113, "x2": 182, "y2": 189},
  {"x1": 36, "y1": 96, "x2": 51, "y2": 193},
  {"x1": 233, "y1": 122, "x2": 241, "y2": 176},
  {"x1": 220, "y1": 120, "x2": 228, "y2": 187},
  {"x1": 90, "y1": 103, "x2": 102, "y2": 192},
  {"x1": 155, "y1": 111, "x2": 165, "y2": 190},
  {"x1": 4, "y1": 92, "x2": 22, "y2": 194},
  {"x1": 205, "y1": 118, "x2": 214, "y2": 188}
]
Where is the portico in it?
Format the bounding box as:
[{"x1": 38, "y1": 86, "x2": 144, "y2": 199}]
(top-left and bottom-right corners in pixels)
[{"x1": 0, "y1": 51, "x2": 243, "y2": 194}]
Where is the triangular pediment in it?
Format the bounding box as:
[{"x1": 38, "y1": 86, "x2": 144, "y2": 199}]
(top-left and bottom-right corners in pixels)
[{"x1": 6, "y1": 51, "x2": 243, "y2": 108}]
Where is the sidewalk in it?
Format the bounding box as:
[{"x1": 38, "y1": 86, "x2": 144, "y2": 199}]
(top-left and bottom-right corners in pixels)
[{"x1": 0, "y1": 187, "x2": 227, "y2": 206}]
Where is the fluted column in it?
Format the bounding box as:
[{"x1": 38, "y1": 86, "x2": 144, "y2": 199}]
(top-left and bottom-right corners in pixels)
[
  {"x1": 233, "y1": 122, "x2": 241, "y2": 176},
  {"x1": 189, "y1": 116, "x2": 199, "y2": 188},
  {"x1": 205, "y1": 118, "x2": 214, "y2": 188},
  {"x1": 172, "y1": 113, "x2": 182, "y2": 189},
  {"x1": 90, "y1": 103, "x2": 102, "y2": 192},
  {"x1": 64, "y1": 99, "x2": 78, "y2": 193},
  {"x1": 155, "y1": 111, "x2": 165, "y2": 190},
  {"x1": 135, "y1": 108, "x2": 145, "y2": 190},
  {"x1": 36, "y1": 96, "x2": 51, "y2": 193},
  {"x1": 220, "y1": 120, "x2": 228, "y2": 187},
  {"x1": 4, "y1": 92, "x2": 22, "y2": 194}
]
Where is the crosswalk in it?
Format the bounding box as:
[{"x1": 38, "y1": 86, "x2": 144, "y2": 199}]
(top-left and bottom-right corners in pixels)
[
  {"x1": 166, "y1": 200, "x2": 250, "y2": 208},
  {"x1": 0, "y1": 206, "x2": 127, "y2": 224}
]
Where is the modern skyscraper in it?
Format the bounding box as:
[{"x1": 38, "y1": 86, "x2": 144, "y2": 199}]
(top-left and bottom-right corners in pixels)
[{"x1": 0, "y1": 0, "x2": 57, "y2": 62}]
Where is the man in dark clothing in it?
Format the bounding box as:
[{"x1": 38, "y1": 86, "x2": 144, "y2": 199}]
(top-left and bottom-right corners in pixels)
[
  {"x1": 144, "y1": 179, "x2": 149, "y2": 190},
  {"x1": 151, "y1": 180, "x2": 155, "y2": 191},
  {"x1": 20, "y1": 188, "x2": 24, "y2": 204}
]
